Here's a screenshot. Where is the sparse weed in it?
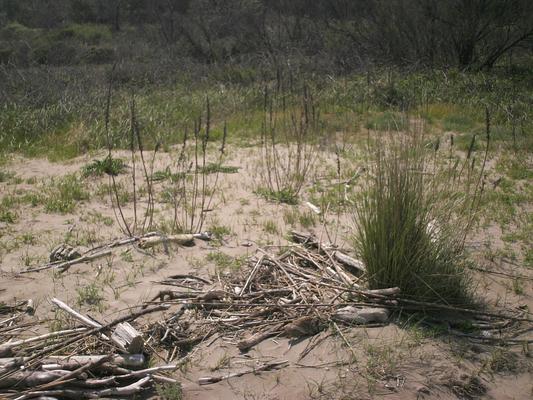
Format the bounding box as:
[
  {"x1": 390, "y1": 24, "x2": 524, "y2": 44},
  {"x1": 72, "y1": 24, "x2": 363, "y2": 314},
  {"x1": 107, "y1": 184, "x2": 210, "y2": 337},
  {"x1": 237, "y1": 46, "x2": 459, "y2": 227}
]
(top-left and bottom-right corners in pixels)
[
  {"x1": 156, "y1": 382, "x2": 183, "y2": 400},
  {"x1": 199, "y1": 163, "x2": 239, "y2": 174},
  {"x1": 44, "y1": 174, "x2": 89, "y2": 213},
  {"x1": 206, "y1": 251, "x2": 245, "y2": 270},
  {"x1": 263, "y1": 219, "x2": 279, "y2": 235}
]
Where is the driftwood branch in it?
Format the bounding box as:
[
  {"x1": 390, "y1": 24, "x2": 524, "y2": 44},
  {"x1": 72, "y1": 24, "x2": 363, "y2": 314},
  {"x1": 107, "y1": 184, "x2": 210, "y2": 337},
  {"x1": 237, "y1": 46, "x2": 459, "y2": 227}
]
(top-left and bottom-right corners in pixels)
[{"x1": 198, "y1": 360, "x2": 288, "y2": 385}]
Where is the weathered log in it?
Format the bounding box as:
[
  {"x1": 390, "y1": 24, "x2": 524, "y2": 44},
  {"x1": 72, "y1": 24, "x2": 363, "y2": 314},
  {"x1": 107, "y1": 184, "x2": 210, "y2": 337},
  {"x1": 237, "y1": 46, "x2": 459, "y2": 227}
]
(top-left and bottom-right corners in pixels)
[
  {"x1": 0, "y1": 328, "x2": 87, "y2": 357},
  {"x1": 361, "y1": 287, "x2": 400, "y2": 297},
  {"x1": 138, "y1": 234, "x2": 194, "y2": 249},
  {"x1": 237, "y1": 326, "x2": 282, "y2": 352},
  {"x1": 282, "y1": 316, "x2": 321, "y2": 338},
  {"x1": 111, "y1": 323, "x2": 143, "y2": 354},
  {"x1": 332, "y1": 251, "x2": 366, "y2": 274},
  {"x1": 13, "y1": 376, "x2": 151, "y2": 400},
  {"x1": 56, "y1": 250, "x2": 112, "y2": 273},
  {"x1": 333, "y1": 306, "x2": 389, "y2": 325},
  {"x1": 0, "y1": 369, "x2": 73, "y2": 389},
  {"x1": 1, "y1": 354, "x2": 145, "y2": 370}
]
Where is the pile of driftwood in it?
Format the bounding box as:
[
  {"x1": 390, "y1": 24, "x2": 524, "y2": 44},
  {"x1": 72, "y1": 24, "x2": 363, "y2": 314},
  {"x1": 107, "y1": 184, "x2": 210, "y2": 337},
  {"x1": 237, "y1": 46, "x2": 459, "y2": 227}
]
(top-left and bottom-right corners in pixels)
[
  {"x1": 143, "y1": 230, "x2": 398, "y2": 359},
  {"x1": 0, "y1": 299, "x2": 174, "y2": 399}
]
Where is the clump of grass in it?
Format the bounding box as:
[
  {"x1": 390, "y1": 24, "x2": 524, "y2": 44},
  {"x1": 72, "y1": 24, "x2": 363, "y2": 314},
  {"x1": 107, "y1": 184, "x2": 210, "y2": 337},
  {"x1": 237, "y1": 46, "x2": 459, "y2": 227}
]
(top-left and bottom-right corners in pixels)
[
  {"x1": 353, "y1": 133, "x2": 473, "y2": 304},
  {"x1": 82, "y1": 156, "x2": 126, "y2": 177},
  {"x1": 0, "y1": 171, "x2": 14, "y2": 183},
  {"x1": 365, "y1": 111, "x2": 408, "y2": 131},
  {"x1": 152, "y1": 168, "x2": 186, "y2": 182},
  {"x1": 199, "y1": 163, "x2": 239, "y2": 174},
  {"x1": 44, "y1": 174, "x2": 89, "y2": 213},
  {"x1": 0, "y1": 208, "x2": 16, "y2": 223},
  {"x1": 442, "y1": 114, "x2": 476, "y2": 132},
  {"x1": 209, "y1": 224, "x2": 232, "y2": 241},
  {"x1": 299, "y1": 211, "x2": 316, "y2": 228},
  {"x1": 256, "y1": 187, "x2": 299, "y2": 205}
]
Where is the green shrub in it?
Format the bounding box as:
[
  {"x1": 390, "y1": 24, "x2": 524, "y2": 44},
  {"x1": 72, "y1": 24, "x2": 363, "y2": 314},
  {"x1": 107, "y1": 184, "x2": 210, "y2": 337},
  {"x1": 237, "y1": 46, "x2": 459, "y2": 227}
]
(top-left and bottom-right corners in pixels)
[
  {"x1": 0, "y1": 22, "x2": 36, "y2": 40},
  {"x1": 353, "y1": 136, "x2": 472, "y2": 304},
  {"x1": 57, "y1": 24, "x2": 112, "y2": 45},
  {"x1": 82, "y1": 156, "x2": 126, "y2": 177},
  {"x1": 443, "y1": 114, "x2": 476, "y2": 132},
  {"x1": 81, "y1": 46, "x2": 115, "y2": 64},
  {"x1": 365, "y1": 112, "x2": 408, "y2": 131}
]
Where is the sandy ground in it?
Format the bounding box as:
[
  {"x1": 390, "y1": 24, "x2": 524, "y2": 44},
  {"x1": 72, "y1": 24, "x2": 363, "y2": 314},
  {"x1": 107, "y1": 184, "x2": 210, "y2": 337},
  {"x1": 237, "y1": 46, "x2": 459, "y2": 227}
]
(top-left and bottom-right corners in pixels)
[{"x1": 0, "y1": 143, "x2": 532, "y2": 399}]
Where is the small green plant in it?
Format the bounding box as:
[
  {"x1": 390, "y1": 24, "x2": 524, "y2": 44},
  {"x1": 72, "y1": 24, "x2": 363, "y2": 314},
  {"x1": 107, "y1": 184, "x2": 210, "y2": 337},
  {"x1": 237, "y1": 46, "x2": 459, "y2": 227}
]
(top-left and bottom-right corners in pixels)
[
  {"x1": 76, "y1": 282, "x2": 105, "y2": 310},
  {"x1": 512, "y1": 278, "x2": 524, "y2": 295},
  {"x1": 206, "y1": 251, "x2": 244, "y2": 270},
  {"x1": 209, "y1": 224, "x2": 232, "y2": 240},
  {"x1": 210, "y1": 352, "x2": 231, "y2": 371},
  {"x1": 0, "y1": 171, "x2": 14, "y2": 183},
  {"x1": 153, "y1": 168, "x2": 186, "y2": 182},
  {"x1": 0, "y1": 208, "x2": 16, "y2": 223},
  {"x1": 82, "y1": 156, "x2": 126, "y2": 177}
]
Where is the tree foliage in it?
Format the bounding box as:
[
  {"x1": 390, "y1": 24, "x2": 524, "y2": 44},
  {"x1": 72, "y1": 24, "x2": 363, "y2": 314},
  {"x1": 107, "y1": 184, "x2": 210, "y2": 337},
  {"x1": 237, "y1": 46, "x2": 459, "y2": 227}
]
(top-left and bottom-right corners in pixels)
[{"x1": 0, "y1": 0, "x2": 531, "y2": 70}]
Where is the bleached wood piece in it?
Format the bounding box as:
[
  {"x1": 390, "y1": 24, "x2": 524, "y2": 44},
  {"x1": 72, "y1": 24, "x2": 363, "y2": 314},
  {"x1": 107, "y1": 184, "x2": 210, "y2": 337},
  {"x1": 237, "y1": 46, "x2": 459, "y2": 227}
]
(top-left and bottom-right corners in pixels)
[
  {"x1": 362, "y1": 287, "x2": 400, "y2": 297},
  {"x1": 111, "y1": 322, "x2": 144, "y2": 354},
  {"x1": 0, "y1": 370, "x2": 72, "y2": 389},
  {"x1": 333, "y1": 306, "x2": 390, "y2": 324},
  {"x1": 51, "y1": 299, "x2": 102, "y2": 329},
  {"x1": 51, "y1": 298, "x2": 130, "y2": 351},
  {"x1": 1, "y1": 354, "x2": 145, "y2": 370},
  {"x1": 13, "y1": 376, "x2": 151, "y2": 400},
  {"x1": 304, "y1": 201, "x2": 321, "y2": 214}
]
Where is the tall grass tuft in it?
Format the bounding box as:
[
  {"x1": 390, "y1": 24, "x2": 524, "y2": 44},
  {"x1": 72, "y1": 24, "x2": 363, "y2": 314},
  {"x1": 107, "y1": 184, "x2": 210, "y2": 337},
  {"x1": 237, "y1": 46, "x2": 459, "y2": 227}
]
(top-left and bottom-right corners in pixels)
[{"x1": 353, "y1": 129, "x2": 475, "y2": 305}]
